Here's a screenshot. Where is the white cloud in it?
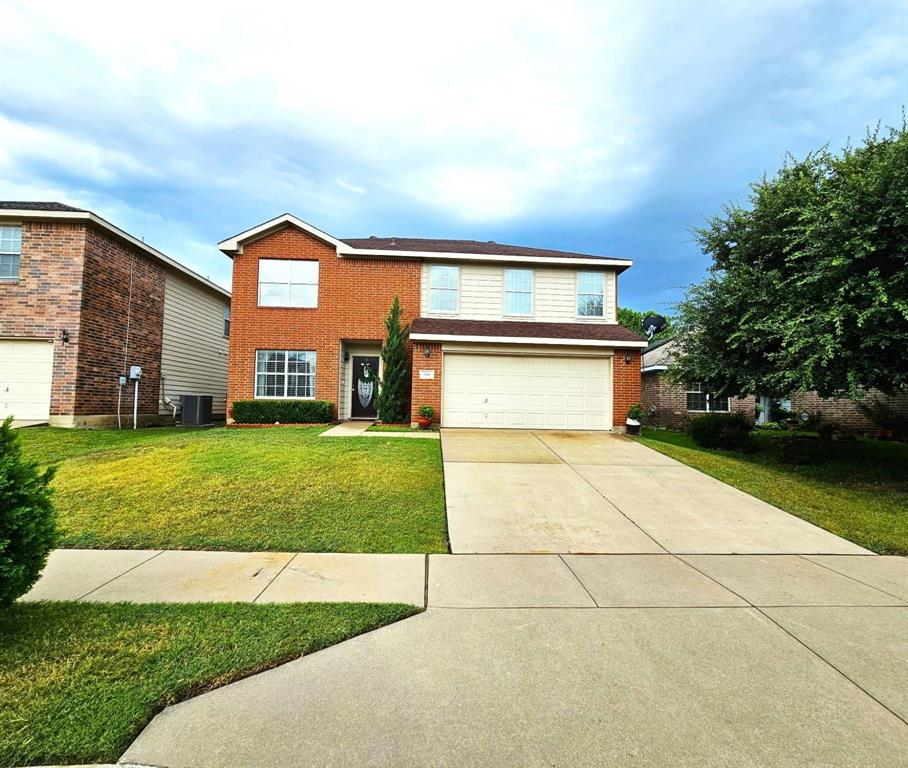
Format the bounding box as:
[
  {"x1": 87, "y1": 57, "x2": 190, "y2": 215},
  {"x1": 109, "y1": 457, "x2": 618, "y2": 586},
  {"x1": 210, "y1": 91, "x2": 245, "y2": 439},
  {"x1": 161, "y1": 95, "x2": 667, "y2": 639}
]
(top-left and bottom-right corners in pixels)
[
  {"x1": 4, "y1": 0, "x2": 867, "y2": 223},
  {"x1": 0, "y1": 0, "x2": 903, "y2": 249}
]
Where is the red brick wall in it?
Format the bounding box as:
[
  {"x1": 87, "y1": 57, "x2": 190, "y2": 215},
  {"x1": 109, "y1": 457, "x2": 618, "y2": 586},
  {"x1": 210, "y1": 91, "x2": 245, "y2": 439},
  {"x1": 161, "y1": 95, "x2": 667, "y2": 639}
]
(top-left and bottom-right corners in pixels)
[
  {"x1": 790, "y1": 390, "x2": 908, "y2": 433},
  {"x1": 227, "y1": 225, "x2": 421, "y2": 418},
  {"x1": 613, "y1": 350, "x2": 642, "y2": 430},
  {"x1": 641, "y1": 371, "x2": 759, "y2": 429},
  {"x1": 76, "y1": 224, "x2": 165, "y2": 416},
  {"x1": 0, "y1": 221, "x2": 85, "y2": 415},
  {"x1": 410, "y1": 343, "x2": 442, "y2": 423}
]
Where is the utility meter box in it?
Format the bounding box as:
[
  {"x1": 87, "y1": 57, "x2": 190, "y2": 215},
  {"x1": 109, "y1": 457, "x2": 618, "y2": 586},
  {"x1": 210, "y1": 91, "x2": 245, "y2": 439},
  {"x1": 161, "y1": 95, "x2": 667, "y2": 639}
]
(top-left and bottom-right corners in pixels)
[{"x1": 128, "y1": 365, "x2": 143, "y2": 380}]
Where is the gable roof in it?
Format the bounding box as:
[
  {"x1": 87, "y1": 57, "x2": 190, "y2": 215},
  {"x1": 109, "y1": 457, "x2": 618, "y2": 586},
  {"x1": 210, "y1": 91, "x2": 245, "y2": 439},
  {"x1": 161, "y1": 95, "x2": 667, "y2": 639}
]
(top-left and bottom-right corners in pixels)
[
  {"x1": 219, "y1": 214, "x2": 634, "y2": 270},
  {"x1": 0, "y1": 201, "x2": 86, "y2": 212},
  {"x1": 642, "y1": 337, "x2": 678, "y2": 371},
  {"x1": 0, "y1": 202, "x2": 229, "y2": 299}
]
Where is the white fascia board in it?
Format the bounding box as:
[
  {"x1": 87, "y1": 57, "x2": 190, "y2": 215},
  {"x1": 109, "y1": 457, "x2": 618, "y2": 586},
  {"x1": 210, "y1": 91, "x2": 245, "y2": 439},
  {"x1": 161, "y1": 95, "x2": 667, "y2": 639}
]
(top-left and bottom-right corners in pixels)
[
  {"x1": 0, "y1": 209, "x2": 230, "y2": 298},
  {"x1": 410, "y1": 332, "x2": 648, "y2": 348},
  {"x1": 642, "y1": 365, "x2": 668, "y2": 373},
  {"x1": 218, "y1": 213, "x2": 347, "y2": 254},
  {"x1": 341, "y1": 248, "x2": 632, "y2": 270}
]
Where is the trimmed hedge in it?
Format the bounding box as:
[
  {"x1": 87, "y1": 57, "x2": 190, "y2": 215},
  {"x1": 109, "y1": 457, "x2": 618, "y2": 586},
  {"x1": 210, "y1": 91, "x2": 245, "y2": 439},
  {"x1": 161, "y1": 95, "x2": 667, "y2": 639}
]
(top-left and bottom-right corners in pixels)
[
  {"x1": 231, "y1": 400, "x2": 333, "y2": 424},
  {"x1": 687, "y1": 412, "x2": 752, "y2": 451}
]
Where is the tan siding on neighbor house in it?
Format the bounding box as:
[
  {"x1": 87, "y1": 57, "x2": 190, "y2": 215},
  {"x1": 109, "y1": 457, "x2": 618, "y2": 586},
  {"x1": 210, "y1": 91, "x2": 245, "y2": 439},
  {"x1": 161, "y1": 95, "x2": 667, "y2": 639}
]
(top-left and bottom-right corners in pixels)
[
  {"x1": 420, "y1": 263, "x2": 617, "y2": 324},
  {"x1": 160, "y1": 270, "x2": 229, "y2": 416}
]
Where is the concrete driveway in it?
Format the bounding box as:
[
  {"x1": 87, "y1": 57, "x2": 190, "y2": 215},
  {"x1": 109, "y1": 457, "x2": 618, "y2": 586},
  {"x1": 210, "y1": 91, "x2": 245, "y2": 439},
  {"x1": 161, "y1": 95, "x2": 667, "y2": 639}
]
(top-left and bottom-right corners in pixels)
[{"x1": 441, "y1": 430, "x2": 870, "y2": 554}]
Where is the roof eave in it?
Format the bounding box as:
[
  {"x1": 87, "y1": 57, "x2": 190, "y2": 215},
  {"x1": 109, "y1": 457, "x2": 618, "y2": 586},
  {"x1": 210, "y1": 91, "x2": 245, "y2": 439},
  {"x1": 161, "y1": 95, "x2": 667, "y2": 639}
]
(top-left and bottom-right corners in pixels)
[
  {"x1": 1, "y1": 208, "x2": 230, "y2": 299},
  {"x1": 410, "y1": 332, "x2": 648, "y2": 348},
  {"x1": 340, "y1": 247, "x2": 633, "y2": 270}
]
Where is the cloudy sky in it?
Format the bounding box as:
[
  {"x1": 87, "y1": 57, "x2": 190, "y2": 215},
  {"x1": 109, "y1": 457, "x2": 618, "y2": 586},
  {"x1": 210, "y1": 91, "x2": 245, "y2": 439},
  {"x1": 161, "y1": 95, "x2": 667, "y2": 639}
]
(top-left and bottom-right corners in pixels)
[{"x1": 1, "y1": 1, "x2": 905, "y2": 311}]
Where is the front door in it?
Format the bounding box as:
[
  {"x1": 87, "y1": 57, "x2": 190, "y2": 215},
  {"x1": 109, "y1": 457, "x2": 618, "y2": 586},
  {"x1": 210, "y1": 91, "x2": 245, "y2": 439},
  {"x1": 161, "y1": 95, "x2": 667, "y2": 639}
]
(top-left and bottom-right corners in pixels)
[{"x1": 350, "y1": 356, "x2": 379, "y2": 418}]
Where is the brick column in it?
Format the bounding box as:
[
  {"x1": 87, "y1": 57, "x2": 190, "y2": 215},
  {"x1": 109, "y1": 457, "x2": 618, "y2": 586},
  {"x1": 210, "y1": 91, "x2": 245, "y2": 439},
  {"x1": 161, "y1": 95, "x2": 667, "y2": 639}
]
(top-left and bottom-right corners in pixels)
[{"x1": 410, "y1": 342, "x2": 442, "y2": 425}]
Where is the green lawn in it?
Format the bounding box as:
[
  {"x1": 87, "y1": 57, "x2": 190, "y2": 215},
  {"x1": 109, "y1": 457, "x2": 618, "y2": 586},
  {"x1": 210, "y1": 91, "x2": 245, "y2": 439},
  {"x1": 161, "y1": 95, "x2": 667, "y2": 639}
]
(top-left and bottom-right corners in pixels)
[
  {"x1": 0, "y1": 601, "x2": 418, "y2": 767},
  {"x1": 17, "y1": 426, "x2": 449, "y2": 552},
  {"x1": 637, "y1": 428, "x2": 908, "y2": 555}
]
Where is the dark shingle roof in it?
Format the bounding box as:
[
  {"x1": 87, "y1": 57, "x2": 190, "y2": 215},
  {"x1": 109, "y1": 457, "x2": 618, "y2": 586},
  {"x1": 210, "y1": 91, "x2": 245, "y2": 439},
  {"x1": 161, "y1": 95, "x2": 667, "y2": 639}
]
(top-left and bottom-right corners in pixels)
[
  {"x1": 342, "y1": 236, "x2": 622, "y2": 262},
  {"x1": 411, "y1": 317, "x2": 646, "y2": 344},
  {"x1": 0, "y1": 201, "x2": 86, "y2": 212}
]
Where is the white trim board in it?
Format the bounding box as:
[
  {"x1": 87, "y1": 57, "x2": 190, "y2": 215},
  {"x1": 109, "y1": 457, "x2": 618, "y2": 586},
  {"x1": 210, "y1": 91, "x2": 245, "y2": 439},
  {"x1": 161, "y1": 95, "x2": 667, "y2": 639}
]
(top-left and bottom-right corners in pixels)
[{"x1": 410, "y1": 332, "x2": 648, "y2": 348}]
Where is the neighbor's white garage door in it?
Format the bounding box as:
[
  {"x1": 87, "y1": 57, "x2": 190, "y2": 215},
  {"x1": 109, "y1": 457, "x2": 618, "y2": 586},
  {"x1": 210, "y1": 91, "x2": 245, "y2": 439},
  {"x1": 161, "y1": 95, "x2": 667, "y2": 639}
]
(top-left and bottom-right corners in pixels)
[
  {"x1": 442, "y1": 353, "x2": 612, "y2": 430},
  {"x1": 0, "y1": 339, "x2": 54, "y2": 421}
]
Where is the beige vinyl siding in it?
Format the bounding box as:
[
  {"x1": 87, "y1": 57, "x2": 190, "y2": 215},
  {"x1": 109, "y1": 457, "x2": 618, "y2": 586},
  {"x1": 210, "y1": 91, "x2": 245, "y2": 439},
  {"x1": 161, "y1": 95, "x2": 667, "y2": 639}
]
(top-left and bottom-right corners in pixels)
[
  {"x1": 420, "y1": 262, "x2": 616, "y2": 323},
  {"x1": 160, "y1": 270, "x2": 229, "y2": 416}
]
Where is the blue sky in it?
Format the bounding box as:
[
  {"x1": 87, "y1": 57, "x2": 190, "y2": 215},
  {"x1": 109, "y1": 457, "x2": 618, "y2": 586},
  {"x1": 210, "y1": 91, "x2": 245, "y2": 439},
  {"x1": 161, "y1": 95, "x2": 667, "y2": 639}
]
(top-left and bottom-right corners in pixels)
[{"x1": 1, "y1": 1, "x2": 905, "y2": 312}]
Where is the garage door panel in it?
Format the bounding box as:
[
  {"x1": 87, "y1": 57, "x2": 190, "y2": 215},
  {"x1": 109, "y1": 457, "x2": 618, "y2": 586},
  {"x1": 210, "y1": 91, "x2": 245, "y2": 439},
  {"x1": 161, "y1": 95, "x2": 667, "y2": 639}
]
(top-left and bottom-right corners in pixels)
[
  {"x1": 443, "y1": 353, "x2": 612, "y2": 431},
  {"x1": 0, "y1": 339, "x2": 54, "y2": 421}
]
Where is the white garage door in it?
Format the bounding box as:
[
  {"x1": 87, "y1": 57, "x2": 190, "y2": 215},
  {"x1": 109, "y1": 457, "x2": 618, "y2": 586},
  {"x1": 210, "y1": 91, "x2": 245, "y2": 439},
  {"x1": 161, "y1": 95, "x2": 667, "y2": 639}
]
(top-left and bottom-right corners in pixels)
[
  {"x1": 0, "y1": 339, "x2": 55, "y2": 421},
  {"x1": 442, "y1": 353, "x2": 612, "y2": 430}
]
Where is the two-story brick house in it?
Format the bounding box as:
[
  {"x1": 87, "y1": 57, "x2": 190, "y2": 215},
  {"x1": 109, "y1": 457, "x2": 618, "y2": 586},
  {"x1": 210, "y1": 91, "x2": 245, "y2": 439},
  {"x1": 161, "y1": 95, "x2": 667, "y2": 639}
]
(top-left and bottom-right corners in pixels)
[
  {"x1": 220, "y1": 214, "x2": 646, "y2": 430},
  {"x1": 0, "y1": 202, "x2": 231, "y2": 426}
]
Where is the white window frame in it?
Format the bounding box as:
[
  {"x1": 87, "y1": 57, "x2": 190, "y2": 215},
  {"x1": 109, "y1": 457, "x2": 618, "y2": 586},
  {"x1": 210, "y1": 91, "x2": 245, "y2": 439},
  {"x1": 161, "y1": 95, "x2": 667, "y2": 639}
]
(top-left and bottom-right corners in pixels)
[
  {"x1": 576, "y1": 271, "x2": 605, "y2": 317},
  {"x1": 0, "y1": 225, "x2": 22, "y2": 280},
  {"x1": 686, "y1": 382, "x2": 730, "y2": 413},
  {"x1": 503, "y1": 268, "x2": 533, "y2": 317},
  {"x1": 223, "y1": 305, "x2": 231, "y2": 337},
  {"x1": 429, "y1": 264, "x2": 460, "y2": 314},
  {"x1": 258, "y1": 259, "x2": 319, "y2": 308},
  {"x1": 254, "y1": 350, "x2": 316, "y2": 399}
]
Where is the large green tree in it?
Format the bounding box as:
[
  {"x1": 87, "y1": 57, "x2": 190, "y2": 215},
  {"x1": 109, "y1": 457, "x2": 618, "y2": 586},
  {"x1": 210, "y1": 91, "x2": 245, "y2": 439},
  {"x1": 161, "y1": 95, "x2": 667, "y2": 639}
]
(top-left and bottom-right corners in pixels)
[
  {"x1": 670, "y1": 121, "x2": 908, "y2": 399},
  {"x1": 617, "y1": 307, "x2": 673, "y2": 340},
  {"x1": 375, "y1": 296, "x2": 411, "y2": 423}
]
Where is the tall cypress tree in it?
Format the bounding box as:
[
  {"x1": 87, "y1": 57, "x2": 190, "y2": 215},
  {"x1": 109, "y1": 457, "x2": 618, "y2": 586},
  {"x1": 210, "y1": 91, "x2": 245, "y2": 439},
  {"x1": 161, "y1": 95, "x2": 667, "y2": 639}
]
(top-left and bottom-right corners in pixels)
[{"x1": 376, "y1": 296, "x2": 411, "y2": 423}]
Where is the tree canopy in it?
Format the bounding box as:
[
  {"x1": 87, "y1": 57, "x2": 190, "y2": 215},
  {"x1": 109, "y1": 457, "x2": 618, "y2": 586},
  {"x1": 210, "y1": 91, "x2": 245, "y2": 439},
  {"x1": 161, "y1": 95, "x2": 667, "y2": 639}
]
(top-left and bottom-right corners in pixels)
[
  {"x1": 617, "y1": 307, "x2": 674, "y2": 340},
  {"x1": 670, "y1": 120, "x2": 908, "y2": 399}
]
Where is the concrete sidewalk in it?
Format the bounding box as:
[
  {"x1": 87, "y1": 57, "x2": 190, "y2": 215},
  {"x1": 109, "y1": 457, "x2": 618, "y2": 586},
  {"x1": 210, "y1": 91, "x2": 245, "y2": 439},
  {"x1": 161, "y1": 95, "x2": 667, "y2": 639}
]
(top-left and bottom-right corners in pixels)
[
  {"x1": 22, "y1": 549, "x2": 426, "y2": 606},
  {"x1": 320, "y1": 420, "x2": 439, "y2": 438},
  {"x1": 122, "y1": 552, "x2": 908, "y2": 767}
]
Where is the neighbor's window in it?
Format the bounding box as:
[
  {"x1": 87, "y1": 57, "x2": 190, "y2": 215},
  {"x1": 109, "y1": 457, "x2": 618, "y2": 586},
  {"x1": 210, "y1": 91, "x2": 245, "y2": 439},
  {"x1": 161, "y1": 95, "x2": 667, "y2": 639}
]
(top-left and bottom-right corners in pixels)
[
  {"x1": 258, "y1": 259, "x2": 319, "y2": 307},
  {"x1": 686, "y1": 382, "x2": 729, "y2": 413},
  {"x1": 429, "y1": 265, "x2": 459, "y2": 312},
  {"x1": 577, "y1": 271, "x2": 604, "y2": 317},
  {"x1": 504, "y1": 268, "x2": 533, "y2": 316},
  {"x1": 0, "y1": 225, "x2": 22, "y2": 279},
  {"x1": 223, "y1": 305, "x2": 231, "y2": 337},
  {"x1": 255, "y1": 350, "x2": 316, "y2": 398}
]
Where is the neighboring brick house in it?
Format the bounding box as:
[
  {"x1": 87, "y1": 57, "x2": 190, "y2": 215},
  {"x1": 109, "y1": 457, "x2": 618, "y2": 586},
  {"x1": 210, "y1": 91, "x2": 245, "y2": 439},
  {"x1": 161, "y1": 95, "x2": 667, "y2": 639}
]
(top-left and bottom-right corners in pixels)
[
  {"x1": 642, "y1": 338, "x2": 907, "y2": 432},
  {"x1": 220, "y1": 214, "x2": 647, "y2": 430},
  {"x1": 0, "y1": 202, "x2": 231, "y2": 426}
]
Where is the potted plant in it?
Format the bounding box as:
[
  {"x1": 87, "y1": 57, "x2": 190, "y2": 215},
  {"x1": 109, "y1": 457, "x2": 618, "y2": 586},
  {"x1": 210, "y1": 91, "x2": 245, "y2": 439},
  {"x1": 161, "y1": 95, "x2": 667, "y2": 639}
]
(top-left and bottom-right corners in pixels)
[
  {"x1": 626, "y1": 402, "x2": 644, "y2": 436},
  {"x1": 416, "y1": 405, "x2": 434, "y2": 429}
]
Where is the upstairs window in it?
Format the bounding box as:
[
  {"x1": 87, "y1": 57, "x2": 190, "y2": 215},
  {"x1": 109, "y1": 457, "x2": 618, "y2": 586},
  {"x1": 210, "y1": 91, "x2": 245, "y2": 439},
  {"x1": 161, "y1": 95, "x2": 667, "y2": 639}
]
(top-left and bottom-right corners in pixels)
[
  {"x1": 429, "y1": 265, "x2": 459, "y2": 312},
  {"x1": 0, "y1": 226, "x2": 22, "y2": 279},
  {"x1": 255, "y1": 350, "x2": 316, "y2": 398},
  {"x1": 258, "y1": 259, "x2": 318, "y2": 307},
  {"x1": 504, "y1": 268, "x2": 533, "y2": 316},
  {"x1": 686, "y1": 382, "x2": 729, "y2": 413},
  {"x1": 577, "y1": 271, "x2": 604, "y2": 317},
  {"x1": 223, "y1": 305, "x2": 231, "y2": 337}
]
